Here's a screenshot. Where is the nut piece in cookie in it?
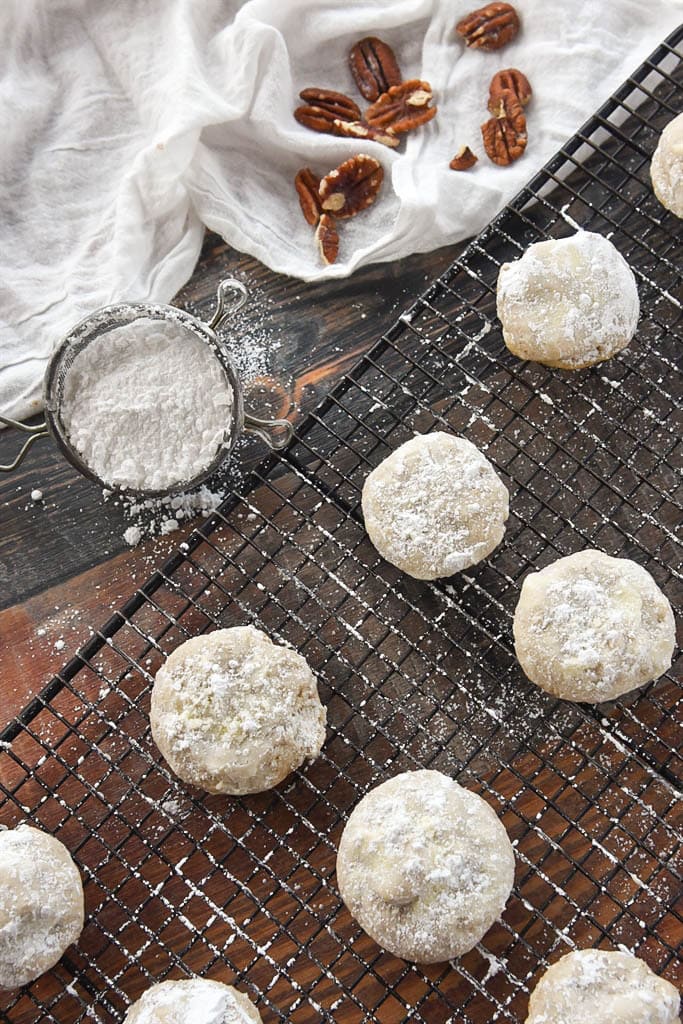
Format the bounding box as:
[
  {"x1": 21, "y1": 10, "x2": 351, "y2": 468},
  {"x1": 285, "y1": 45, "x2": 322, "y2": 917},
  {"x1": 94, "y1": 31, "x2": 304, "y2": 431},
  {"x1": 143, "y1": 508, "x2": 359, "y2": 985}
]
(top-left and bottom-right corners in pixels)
[{"x1": 456, "y1": 2, "x2": 520, "y2": 51}]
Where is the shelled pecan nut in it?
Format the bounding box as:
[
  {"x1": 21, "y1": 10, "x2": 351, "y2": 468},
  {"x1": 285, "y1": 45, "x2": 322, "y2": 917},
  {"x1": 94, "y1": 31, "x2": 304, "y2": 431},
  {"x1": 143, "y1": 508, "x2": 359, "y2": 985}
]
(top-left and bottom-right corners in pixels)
[
  {"x1": 349, "y1": 36, "x2": 403, "y2": 102},
  {"x1": 315, "y1": 213, "x2": 340, "y2": 264},
  {"x1": 318, "y1": 153, "x2": 383, "y2": 218},
  {"x1": 295, "y1": 105, "x2": 346, "y2": 135},
  {"x1": 456, "y1": 2, "x2": 520, "y2": 51},
  {"x1": 449, "y1": 146, "x2": 478, "y2": 170},
  {"x1": 488, "y1": 68, "x2": 531, "y2": 111},
  {"x1": 334, "y1": 119, "x2": 400, "y2": 148},
  {"x1": 295, "y1": 168, "x2": 323, "y2": 226},
  {"x1": 481, "y1": 87, "x2": 527, "y2": 165},
  {"x1": 365, "y1": 80, "x2": 437, "y2": 136},
  {"x1": 298, "y1": 87, "x2": 361, "y2": 121}
]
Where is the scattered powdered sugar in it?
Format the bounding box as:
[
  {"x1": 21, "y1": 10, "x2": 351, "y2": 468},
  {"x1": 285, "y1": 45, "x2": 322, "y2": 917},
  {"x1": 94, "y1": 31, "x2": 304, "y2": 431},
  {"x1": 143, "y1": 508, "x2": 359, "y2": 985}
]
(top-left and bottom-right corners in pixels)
[
  {"x1": 59, "y1": 317, "x2": 233, "y2": 492},
  {"x1": 112, "y1": 483, "x2": 226, "y2": 545}
]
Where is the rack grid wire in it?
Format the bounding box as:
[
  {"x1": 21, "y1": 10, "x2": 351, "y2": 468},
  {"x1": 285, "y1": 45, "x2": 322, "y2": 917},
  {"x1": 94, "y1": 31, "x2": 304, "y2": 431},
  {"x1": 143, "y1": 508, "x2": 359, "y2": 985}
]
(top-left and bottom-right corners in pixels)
[{"x1": 1, "y1": 27, "x2": 682, "y2": 1024}]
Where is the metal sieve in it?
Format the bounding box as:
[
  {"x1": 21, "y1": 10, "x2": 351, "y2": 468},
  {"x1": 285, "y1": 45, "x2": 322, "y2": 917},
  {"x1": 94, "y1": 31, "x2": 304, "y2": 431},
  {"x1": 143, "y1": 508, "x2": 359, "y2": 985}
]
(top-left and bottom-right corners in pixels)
[{"x1": 0, "y1": 279, "x2": 293, "y2": 498}]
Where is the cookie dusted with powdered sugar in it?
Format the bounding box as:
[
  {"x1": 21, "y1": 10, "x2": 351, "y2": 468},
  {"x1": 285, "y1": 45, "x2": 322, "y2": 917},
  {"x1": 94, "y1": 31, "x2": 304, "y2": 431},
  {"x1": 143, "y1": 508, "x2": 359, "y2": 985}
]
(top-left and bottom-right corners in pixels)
[
  {"x1": 150, "y1": 626, "x2": 326, "y2": 795},
  {"x1": 336, "y1": 770, "x2": 515, "y2": 963},
  {"x1": 496, "y1": 231, "x2": 639, "y2": 369},
  {"x1": 0, "y1": 825, "x2": 84, "y2": 989},
  {"x1": 526, "y1": 949, "x2": 681, "y2": 1024},
  {"x1": 361, "y1": 432, "x2": 509, "y2": 580},
  {"x1": 124, "y1": 978, "x2": 263, "y2": 1024},
  {"x1": 651, "y1": 112, "x2": 683, "y2": 218},
  {"x1": 513, "y1": 550, "x2": 675, "y2": 703}
]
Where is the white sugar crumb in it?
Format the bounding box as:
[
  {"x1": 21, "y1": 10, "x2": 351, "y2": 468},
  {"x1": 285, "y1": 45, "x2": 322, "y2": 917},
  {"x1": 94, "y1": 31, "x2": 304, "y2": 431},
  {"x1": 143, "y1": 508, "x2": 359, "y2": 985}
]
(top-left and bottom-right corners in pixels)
[
  {"x1": 60, "y1": 316, "x2": 233, "y2": 492},
  {"x1": 123, "y1": 525, "x2": 143, "y2": 547},
  {"x1": 30, "y1": 489, "x2": 43, "y2": 501}
]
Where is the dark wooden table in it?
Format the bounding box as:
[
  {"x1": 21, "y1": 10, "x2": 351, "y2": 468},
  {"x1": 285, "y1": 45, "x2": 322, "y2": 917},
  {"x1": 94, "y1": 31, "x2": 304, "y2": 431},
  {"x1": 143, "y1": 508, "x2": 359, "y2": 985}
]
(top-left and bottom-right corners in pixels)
[{"x1": 0, "y1": 230, "x2": 462, "y2": 727}]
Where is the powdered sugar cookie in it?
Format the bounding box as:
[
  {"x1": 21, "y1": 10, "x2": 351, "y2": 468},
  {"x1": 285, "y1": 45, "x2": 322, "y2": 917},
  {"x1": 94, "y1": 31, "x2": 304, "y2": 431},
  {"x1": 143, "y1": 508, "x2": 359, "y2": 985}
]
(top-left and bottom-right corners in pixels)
[
  {"x1": 124, "y1": 978, "x2": 262, "y2": 1023},
  {"x1": 651, "y1": 112, "x2": 683, "y2": 218},
  {"x1": 496, "y1": 231, "x2": 639, "y2": 369},
  {"x1": 336, "y1": 770, "x2": 515, "y2": 963},
  {"x1": 150, "y1": 626, "x2": 326, "y2": 795},
  {"x1": 361, "y1": 432, "x2": 509, "y2": 580},
  {"x1": 0, "y1": 824, "x2": 84, "y2": 989},
  {"x1": 526, "y1": 949, "x2": 681, "y2": 1024},
  {"x1": 513, "y1": 550, "x2": 675, "y2": 703}
]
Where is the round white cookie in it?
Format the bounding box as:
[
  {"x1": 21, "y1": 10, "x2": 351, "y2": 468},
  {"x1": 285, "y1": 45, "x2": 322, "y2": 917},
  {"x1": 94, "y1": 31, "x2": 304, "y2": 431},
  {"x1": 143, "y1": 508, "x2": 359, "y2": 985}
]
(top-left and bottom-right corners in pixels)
[
  {"x1": 496, "y1": 231, "x2": 639, "y2": 369},
  {"x1": 0, "y1": 824, "x2": 84, "y2": 989},
  {"x1": 651, "y1": 112, "x2": 683, "y2": 218},
  {"x1": 526, "y1": 949, "x2": 681, "y2": 1024},
  {"x1": 336, "y1": 769, "x2": 515, "y2": 963},
  {"x1": 513, "y1": 550, "x2": 675, "y2": 703},
  {"x1": 150, "y1": 626, "x2": 326, "y2": 795},
  {"x1": 361, "y1": 432, "x2": 509, "y2": 580},
  {"x1": 124, "y1": 978, "x2": 262, "y2": 1024}
]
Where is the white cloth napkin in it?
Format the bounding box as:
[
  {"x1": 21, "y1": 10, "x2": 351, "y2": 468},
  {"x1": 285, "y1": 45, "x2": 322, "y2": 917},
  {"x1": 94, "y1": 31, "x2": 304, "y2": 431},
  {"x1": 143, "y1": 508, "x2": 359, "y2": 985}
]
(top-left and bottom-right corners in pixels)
[{"x1": 1, "y1": 0, "x2": 681, "y2": 421}]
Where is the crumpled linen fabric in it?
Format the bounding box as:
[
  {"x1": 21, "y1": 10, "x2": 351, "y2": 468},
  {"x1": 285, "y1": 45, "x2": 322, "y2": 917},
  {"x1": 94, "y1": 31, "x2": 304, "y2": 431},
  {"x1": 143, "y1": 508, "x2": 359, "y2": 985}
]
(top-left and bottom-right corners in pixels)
[{"x1": 1, "y1": 0, "x2": 681, "y2": 420}]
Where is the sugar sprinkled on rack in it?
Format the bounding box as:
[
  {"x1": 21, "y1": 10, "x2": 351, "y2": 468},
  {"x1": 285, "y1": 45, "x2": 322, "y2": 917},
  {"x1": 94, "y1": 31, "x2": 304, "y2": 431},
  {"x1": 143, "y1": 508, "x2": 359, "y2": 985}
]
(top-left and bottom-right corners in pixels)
[{"x1": 59, "y1": 318, "x2": 233, "y2": 492}]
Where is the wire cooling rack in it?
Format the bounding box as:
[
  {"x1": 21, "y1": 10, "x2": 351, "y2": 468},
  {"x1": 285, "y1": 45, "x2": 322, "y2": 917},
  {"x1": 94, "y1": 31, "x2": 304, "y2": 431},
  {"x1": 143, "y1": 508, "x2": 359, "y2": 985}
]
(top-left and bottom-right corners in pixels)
[{"x1": 1, "y1": 27, "x2": 681, "y2": 1024}]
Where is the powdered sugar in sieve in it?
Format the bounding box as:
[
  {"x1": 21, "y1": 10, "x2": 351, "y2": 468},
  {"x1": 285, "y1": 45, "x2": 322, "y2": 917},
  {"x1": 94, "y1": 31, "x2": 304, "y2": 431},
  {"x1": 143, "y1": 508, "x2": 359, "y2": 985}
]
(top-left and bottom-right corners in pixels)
[{"x1": 59, "y1": 317, "x2": 234, "y2": 493}]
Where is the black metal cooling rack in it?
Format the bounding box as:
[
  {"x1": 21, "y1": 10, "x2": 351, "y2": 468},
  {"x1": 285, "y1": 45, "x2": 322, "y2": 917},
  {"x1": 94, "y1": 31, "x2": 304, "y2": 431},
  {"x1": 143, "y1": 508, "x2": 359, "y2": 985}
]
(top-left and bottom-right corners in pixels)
[{"x1": 1, "y1": 27, "x2": 682, "y2": 1024}]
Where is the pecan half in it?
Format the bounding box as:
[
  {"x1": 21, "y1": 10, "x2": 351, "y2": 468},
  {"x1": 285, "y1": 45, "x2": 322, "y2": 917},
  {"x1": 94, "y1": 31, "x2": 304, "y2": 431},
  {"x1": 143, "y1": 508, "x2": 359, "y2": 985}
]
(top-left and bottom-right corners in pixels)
[
  {"x1": 365, "y1": 79, "x2": 437, "y2": 136},
  {"x1": 481, "y1": 88, "x2": 527, "y2": 165},
  {"x1": 295, "y1": 168, "x2": 323, "y2": 226},
  {"x1": 334, "y1": 119, "x2": 400, "y2": 148},
  {"x1": 488, "y1": 68, "x2": 532, "y2": 112},
  {"x1": 349, "y1": 36, "x2": 402, "y2": 102},
  {"x1": 318, "y1": 154, "x2": 383, "y2": 218},
  {"x1": 316, "y1": 214, "x2": 339, "y2": 264},
  {"x1": 298, "y1": 87, "x2": 361, "y2": 121},
  {"x1": 295, "y1": 105, "x2": 345, "y2": 135},
  {"x1": 449, "y1": 146, "x2": 478, "y2": 171},
  {"x1": 456, "y1": 3, "x2": 520, "y2": 51}
]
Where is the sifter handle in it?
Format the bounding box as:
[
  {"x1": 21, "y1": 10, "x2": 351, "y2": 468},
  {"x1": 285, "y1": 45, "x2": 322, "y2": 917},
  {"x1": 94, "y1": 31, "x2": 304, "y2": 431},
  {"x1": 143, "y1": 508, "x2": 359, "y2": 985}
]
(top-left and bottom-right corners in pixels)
[
  {"x1": 0, "y1": 415, "x2": 49, "y2": 472},
  {"x1": 207, "y1": 279, "x2": 248, "y2": 331}
]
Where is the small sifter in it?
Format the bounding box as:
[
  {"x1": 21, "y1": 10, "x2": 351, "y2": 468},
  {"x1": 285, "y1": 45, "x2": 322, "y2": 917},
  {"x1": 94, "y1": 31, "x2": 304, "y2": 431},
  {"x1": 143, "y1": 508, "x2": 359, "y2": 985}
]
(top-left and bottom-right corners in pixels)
[{"x1": 0, "y1": 279, "x2": 294, "y2": 497}]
